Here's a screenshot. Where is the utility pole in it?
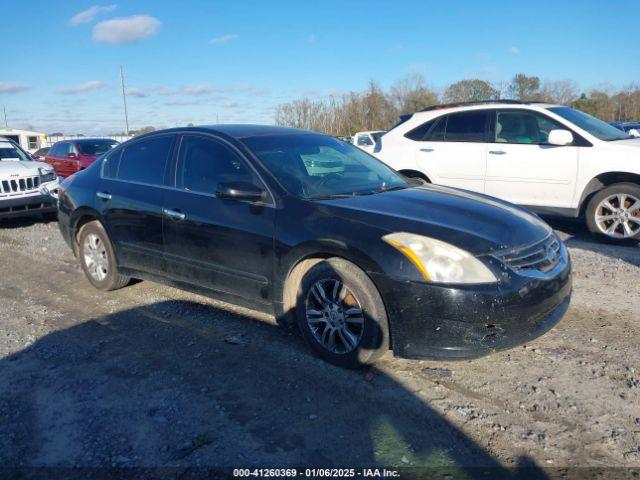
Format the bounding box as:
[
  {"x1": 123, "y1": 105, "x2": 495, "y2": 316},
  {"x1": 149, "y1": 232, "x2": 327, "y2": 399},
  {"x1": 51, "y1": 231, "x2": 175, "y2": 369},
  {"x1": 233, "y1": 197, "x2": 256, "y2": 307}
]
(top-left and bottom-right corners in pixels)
[
  {"x1": 3, "y1": 105, "x2": 7, "y2": 128},
  {"x1": 120, "y1": 66, "x2": 130, "y2": 135}
]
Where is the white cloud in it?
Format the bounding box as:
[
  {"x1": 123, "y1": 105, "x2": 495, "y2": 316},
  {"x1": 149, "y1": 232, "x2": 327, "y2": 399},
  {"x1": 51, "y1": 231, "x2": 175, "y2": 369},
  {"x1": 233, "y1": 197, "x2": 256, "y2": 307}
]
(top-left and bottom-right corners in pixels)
[
  {"x1": 92, "y1": 15, "x2": 161, "y2": 45},
  {"x1": 0, "y1": 82, "x2": 29, "y2": 94},
  {"x1": 209, "y1": 34, "x2": 239, "y2": 45},
  {"x1": 127, "y1": 88, "x2": 149, "y2": 98},
  {"x1": 180, "y1": 84, "x2": 215, "y2": 95},
  {"x1": 70, "y1": 4, "x2": 117, "y2": 26},
  {"x1": 508, "y1": 46, "x2": 521, "y2": 55},
  {"x1": 165, "y1": 99, "x2": 200, "y2": 106},
  {"x1": 57, "y1": 80, "x2": 107, "y2": 95}
]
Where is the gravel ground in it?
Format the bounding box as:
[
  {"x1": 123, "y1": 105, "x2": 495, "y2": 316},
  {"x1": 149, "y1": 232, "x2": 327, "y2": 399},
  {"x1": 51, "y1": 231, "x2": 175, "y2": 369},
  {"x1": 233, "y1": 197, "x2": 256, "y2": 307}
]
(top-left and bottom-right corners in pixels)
[{"x1": 0, "y1": 216, "x2": 638, "y2": 476}]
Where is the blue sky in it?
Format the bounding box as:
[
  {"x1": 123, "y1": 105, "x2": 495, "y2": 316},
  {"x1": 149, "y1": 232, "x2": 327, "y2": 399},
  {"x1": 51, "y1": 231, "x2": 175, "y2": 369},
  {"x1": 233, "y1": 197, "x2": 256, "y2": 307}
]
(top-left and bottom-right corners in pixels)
[{"x1": 1, "y1": 0, "x2": 638, "y2": 134}]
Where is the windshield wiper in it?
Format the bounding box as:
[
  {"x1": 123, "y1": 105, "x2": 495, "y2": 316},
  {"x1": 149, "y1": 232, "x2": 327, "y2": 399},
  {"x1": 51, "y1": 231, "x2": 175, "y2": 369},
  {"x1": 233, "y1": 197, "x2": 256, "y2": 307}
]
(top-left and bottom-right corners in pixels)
[
  {"x1": 377, "y1": 184, "x2": 411, "y2": 193},
  {"x1": 308, "y1": 191, "x2": 374, "y2": 200}
]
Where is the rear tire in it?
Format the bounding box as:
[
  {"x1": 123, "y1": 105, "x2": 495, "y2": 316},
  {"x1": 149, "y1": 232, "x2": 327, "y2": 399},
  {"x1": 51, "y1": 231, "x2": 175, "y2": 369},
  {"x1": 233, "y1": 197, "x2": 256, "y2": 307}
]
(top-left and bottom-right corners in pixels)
[
  {"x1": 77, "y1": 220, "x2": 130, "y2": 291},
  {"x1": 295, "y1": 257, "x2": 389, "y2": 368},
  {"x1": 585, "y1": 183, "x2": 640, "y2": 246}
]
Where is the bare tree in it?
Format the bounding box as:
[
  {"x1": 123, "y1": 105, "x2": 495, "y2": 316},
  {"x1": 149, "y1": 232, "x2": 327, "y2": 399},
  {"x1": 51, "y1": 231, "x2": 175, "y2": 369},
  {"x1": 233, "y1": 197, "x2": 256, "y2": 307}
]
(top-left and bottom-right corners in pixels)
[
  {"x1": 508, "y1": 74, "x2": 542, "y2": 100},
  {"x1": 540, "y1": 80, "x2": 579, "y2": 105},
  {"x1": 389, "y1": 73, "x2": 439, "y2": 114},
  {"x1": 443, "y1": 79, "x2": 499, "y2": 103},
  {"x1": 275, "y1": 73, "x2": 640, "y2": 135}
]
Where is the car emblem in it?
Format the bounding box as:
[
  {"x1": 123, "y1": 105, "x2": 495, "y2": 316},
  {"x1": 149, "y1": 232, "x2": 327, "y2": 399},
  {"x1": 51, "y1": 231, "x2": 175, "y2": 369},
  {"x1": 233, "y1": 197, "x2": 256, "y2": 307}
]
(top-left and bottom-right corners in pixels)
[
  {"x1": 10, "y1": 173, "x2": 19, "y2": 178},
  {"x1": 545, "y1": 244, "x2": 558, "y2": 263}
]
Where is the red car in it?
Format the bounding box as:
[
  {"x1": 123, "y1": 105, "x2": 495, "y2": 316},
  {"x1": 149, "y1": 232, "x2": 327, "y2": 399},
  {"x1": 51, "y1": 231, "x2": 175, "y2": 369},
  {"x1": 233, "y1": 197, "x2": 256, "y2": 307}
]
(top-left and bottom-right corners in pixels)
[{"x1": 44, "y1": 138, "x2": 118, "y2": 177}]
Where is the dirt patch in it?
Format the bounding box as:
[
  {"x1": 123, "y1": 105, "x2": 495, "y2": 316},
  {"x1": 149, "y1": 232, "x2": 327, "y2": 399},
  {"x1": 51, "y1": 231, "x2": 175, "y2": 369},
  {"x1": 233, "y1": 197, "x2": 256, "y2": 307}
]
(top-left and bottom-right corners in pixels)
[{"x1": 0, "y1": 218, "x2": 638, "y2": 470}]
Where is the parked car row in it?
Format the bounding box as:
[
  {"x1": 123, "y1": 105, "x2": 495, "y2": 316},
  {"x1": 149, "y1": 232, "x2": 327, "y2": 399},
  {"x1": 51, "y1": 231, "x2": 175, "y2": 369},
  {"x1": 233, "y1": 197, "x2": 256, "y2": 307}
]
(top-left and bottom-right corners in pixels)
[
  {"x1": 0, "y1": 136, "x2": 119, "y2": 220},
  {"x1": 4, "y1": 101, "x2": 638, "y2": 368}
]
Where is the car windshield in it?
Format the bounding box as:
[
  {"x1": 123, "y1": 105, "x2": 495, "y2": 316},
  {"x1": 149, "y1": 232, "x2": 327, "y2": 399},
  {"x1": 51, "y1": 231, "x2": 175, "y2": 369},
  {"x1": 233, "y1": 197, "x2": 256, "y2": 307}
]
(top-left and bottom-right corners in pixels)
[
  {"x1": 548, "y1": 107, "x2": 632, "y2": 141},
  {"x1": 0, "y1": 141, "x2": 31, "y2": 161},
  {"x1": 77, "y1": 140, "x2": 118, "y2": 156},
  {"x1": 242, "y1": 133, "x2": 409, "y2": 199}
]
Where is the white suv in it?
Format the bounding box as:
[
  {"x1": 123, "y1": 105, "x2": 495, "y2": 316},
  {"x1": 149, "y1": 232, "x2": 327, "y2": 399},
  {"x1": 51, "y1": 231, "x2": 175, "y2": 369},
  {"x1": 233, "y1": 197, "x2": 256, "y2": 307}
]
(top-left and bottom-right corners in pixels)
[
  {"x1": 375, "y1": 100, "x2": 640, "y2": 245},
  {"x1": 0, "y1": 138, "x2": 59, "y2": 220}
]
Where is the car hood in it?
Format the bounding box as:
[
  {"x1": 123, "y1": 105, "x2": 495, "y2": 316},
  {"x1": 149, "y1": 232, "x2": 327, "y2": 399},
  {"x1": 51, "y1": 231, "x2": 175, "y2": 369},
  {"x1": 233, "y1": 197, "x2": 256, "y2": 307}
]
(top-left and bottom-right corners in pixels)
[
  {"x1": 0, "y1": 160, "x2": 50, "y2": 177},
  {"x1": 316, "y1": 185, "x2": 552, "y2": 255}
]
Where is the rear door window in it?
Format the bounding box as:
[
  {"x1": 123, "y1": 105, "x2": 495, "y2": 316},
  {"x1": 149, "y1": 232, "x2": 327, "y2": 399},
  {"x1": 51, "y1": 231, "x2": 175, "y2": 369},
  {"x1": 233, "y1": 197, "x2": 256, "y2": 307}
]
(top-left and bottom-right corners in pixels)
[
  {"x1": 424, "y1": 116, "x2": 447, "y2": 141},
  {"x1": 117, "y1": 136, "x2": 175, "y2": 185},
  {"x1": 405, "y1": 118, "x2": 438, "y2": 141},
  {"x1": 443, "y1": 111, "x2": 489, "y2": 142}
]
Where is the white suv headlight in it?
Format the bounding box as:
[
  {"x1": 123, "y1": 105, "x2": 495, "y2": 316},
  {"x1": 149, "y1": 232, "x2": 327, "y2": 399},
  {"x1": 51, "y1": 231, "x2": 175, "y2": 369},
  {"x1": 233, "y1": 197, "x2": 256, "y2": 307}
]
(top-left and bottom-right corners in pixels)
[
  {"x1": 383, "y1": 232, "x2": 497, "y2": 284},
  {"x1": 39, "y1": 167, "x2": 57, "y2": 183}
]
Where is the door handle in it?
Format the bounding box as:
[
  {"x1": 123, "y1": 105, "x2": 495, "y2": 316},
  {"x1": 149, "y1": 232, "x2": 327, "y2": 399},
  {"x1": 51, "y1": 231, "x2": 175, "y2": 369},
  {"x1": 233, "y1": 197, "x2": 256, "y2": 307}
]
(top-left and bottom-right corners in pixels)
[
  {"x1": 489, "y1": 150, "x2": 506, "y2": 155},
  {"x1": 96, "y1": 191, "x2": 112, "y2": 201},
  {"x1": 420, "y1": 148, "x2": 434, "y2": 152},
  {"x1": 162, "y1": 208, "x2": 186, "y2": 221}
]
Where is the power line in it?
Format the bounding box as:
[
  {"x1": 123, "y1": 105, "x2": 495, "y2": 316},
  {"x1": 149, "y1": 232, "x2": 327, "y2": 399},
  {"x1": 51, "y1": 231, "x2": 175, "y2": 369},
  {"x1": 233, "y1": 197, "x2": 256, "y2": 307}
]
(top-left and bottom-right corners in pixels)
[{"x1": 120, "y1": 66, "x2": 130, "y2": 135}]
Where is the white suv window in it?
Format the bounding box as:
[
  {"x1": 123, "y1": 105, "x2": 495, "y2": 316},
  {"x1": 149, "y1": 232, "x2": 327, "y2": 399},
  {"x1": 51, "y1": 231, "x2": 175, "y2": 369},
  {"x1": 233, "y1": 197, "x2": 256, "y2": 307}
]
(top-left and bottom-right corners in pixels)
[
  {"x1": 357, "y1": 134, "x2": 373, "y2": 146},
  {"x1": 495, "y1": 110, "x2": 567, "y2": 145},
  {"x1": 405, "y1": 111, "x2": 489, "y2": 143}
]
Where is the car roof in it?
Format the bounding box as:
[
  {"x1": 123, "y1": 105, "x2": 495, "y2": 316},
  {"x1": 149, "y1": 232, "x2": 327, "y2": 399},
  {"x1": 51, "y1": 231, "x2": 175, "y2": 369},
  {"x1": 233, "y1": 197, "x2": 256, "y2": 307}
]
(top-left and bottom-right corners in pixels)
[
  {"x1": 418, "y1": 99, "x2": 560, "y2": 112},
  {"x1": 133, "y1": 124, "x2": 321, "y2": 142},
  {"x1": 71, "y1": 138, "x2": 119, "y2": 143},
  {"x1": 405, "y1": 101, "x2": 561, "y2": 122}
]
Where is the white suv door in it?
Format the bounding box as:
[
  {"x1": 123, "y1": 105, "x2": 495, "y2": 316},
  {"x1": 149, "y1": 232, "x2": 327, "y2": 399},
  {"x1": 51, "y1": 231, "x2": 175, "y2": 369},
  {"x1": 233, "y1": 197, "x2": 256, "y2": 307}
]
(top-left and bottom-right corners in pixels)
[
  {"x1": 484, "y1": 109, "x2": 579, "y2": 208},
  {"x1": 413, "y1": 110, "x2": 489, "y2": 192}
]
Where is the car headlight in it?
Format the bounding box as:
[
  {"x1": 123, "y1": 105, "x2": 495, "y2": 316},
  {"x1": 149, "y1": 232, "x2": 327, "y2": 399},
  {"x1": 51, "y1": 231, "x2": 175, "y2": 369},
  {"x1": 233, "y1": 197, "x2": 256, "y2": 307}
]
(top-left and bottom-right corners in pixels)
[
  {"x1": 383, "y1": 232, "x2": 497, "y2": 284},
  {"x1": 39, "y1": 168, "x2": 57, "y2": 183}
]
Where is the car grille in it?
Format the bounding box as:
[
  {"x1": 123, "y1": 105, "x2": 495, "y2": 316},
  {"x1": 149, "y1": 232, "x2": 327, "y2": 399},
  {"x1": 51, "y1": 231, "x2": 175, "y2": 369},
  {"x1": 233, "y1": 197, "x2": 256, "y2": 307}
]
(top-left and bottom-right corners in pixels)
[
  {"x1": 0, "y1": 176, "x2": 41, "y2": 195},
  {"x1": 497, "y1": 234, "x2": 562, "y2": 275}
]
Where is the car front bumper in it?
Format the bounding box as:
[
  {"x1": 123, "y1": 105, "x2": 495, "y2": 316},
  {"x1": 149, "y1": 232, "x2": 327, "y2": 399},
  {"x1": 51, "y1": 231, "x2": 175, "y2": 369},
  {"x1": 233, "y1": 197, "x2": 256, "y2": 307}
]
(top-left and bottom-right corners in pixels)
[
  {"x1": 0, "y1": 191, "x2": 57, "y2": 219},
  {"x1": 371, "y1": 255, "x2": 572, "y2": 360}
]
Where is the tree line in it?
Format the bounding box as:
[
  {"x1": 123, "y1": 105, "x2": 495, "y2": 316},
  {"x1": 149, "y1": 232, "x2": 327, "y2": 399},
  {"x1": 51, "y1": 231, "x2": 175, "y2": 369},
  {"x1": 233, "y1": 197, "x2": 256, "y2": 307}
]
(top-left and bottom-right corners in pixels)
[{"x1": 274, "y1": 73, "x2": 640, "y2": 135}]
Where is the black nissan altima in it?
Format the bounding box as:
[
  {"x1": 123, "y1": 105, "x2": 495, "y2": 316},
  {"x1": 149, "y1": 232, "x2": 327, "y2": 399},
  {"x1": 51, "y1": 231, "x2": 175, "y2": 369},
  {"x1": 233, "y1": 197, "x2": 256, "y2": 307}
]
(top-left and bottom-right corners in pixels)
[{"x1": 57, "y1": 125, "x2": 572, "y2": 368}]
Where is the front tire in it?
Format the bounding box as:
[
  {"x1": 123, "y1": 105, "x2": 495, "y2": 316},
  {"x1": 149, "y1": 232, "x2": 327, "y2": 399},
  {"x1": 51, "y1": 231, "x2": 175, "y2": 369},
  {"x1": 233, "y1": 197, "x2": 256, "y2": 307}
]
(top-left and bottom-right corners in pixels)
[
  {"x1": 585, "y1": 183, "x2": 640, "y2": 245},
  {"x1": 295, "y1": 258, "x2": 389, "y2": 368},
  {"x1": 77, "y1": 220, "x2": 130, "y2": 291}
]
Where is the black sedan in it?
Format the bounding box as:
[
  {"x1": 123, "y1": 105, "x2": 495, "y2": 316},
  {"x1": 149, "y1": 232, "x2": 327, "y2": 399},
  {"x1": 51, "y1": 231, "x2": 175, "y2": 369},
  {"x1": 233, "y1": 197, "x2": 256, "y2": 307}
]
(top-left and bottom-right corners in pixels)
[{"x1": 57, "y1": 125, "x2": 571, "y2": 368}]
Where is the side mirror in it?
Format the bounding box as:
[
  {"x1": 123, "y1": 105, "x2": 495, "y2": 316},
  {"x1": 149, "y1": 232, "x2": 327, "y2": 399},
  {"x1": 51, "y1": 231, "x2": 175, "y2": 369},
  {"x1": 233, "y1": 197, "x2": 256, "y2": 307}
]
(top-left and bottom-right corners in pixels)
[
  {"x1": 628, "y1": 129, "x2": 640, "y2": 138},
  {"x1": 547, "y1": 129, "x2": 574, "y2": 146},
  {"x1": 216, "y1": 181, "x2": 265, "y2": 202},
  {"x1": 67, "y1": 152, "x2": 78, "y2": 159}
]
